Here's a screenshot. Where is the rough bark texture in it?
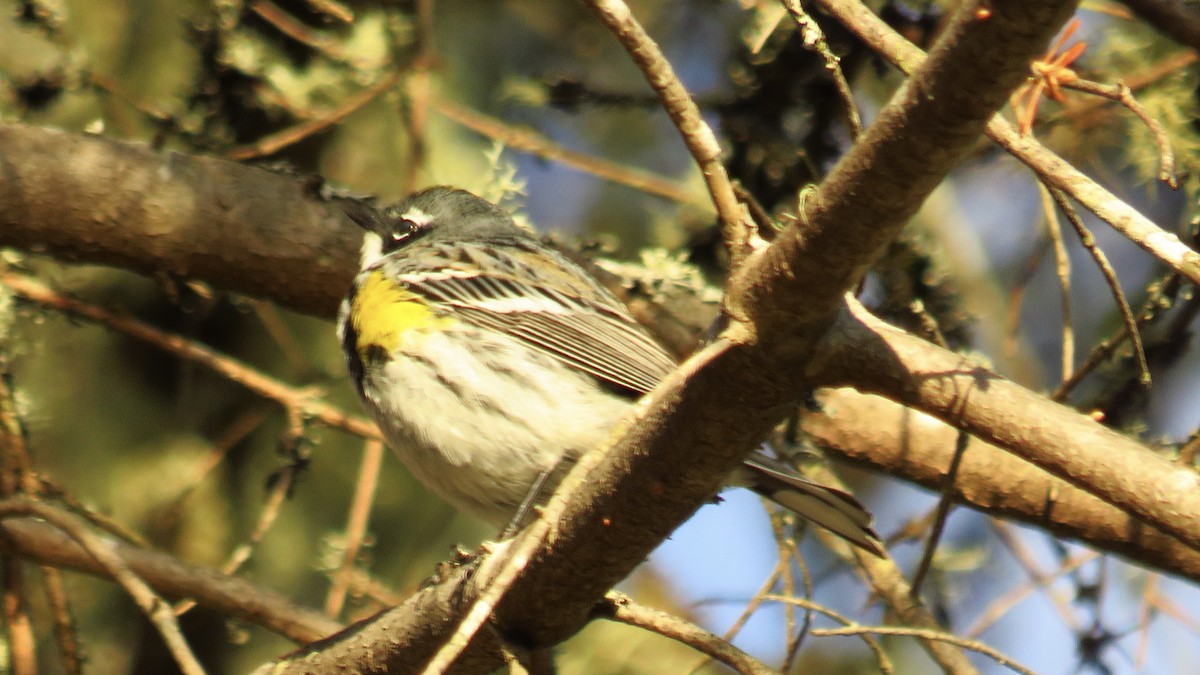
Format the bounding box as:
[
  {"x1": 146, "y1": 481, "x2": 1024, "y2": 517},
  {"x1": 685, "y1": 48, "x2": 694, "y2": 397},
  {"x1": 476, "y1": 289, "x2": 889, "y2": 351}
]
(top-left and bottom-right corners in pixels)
[{"x1": 0, "y1": 124, "x2": 358, "y2": 317}]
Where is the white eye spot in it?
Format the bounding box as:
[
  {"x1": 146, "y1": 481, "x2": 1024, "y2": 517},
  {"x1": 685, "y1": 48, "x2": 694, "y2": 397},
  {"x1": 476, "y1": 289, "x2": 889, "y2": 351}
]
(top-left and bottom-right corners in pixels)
[{"x1": 401, "y1": 207, "x2": 433, "y2": 226}]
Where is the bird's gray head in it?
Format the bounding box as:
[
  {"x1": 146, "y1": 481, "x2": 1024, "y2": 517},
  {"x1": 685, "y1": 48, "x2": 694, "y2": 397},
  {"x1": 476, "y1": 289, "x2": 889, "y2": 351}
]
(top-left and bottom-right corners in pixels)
[{"x1": 344, "y1": 186, "x2": 524, "y2": 268}]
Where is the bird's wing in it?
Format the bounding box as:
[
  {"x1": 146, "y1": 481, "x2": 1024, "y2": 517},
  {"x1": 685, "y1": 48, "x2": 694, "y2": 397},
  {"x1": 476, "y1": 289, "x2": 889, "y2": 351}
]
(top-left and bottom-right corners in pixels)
[{"x1": 389, "y1": 243, "x2": 676, "y2": 397}]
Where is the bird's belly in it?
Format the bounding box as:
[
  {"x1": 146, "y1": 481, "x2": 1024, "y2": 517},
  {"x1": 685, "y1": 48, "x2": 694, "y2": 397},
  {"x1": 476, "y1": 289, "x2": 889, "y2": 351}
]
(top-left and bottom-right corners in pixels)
[{"x1": 359, "y1": 328, "x2": 629, "y2": 525}]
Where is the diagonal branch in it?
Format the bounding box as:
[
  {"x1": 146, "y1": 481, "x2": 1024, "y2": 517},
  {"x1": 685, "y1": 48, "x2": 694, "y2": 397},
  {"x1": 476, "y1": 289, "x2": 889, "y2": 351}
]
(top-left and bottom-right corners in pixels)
[
  {"x1": 583, "y1": 0, "x2": 752, "y2": 263},
  {"x1": 804, "y1": 388, "x2": 1200, "y2": 583},
  {"x1": 496, "y1": 0, "x2": 1079, "y2": 648},
  {"x1": 812, "y1": 299, "x2": 1200, "y2": 552}
]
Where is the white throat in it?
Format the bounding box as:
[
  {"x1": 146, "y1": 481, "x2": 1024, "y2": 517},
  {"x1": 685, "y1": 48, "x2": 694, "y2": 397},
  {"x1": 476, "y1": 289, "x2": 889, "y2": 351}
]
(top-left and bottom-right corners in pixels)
[{"x1": 360, "y1": 232, "x2": 384, "y2": 268}]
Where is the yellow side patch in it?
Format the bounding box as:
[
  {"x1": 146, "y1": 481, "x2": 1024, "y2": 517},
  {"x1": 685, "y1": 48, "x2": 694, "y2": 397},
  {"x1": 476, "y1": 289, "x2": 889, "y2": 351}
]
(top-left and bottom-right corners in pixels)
[{"x1": 351, "y1": 269, "x2": 450, "y2": 359}]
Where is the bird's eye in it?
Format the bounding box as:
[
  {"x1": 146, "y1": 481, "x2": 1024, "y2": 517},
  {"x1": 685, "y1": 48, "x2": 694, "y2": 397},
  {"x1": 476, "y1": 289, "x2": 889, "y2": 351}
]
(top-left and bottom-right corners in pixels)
[
  {"x1": 398, "y1": 218, "x2": 422, "y2": 236},
  {"x1": 381, "y1": 218, "x2": 425, "y2": 253},
  {"x1": 395, "y1": 218, "x2": 420, "y2": 238}
]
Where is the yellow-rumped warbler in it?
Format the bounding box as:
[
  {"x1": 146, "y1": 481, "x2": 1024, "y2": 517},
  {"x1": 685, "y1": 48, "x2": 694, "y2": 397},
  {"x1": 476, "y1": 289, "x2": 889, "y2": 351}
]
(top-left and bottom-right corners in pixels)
[{"x1": 337, "y1": 186, "x2": 883, "y2": 556}]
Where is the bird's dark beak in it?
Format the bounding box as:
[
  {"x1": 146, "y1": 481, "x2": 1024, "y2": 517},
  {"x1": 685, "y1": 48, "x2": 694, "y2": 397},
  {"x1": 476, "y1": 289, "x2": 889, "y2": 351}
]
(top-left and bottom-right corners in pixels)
[{"x1": 341, "y1": 200, "x2": 384, "y2": 234}]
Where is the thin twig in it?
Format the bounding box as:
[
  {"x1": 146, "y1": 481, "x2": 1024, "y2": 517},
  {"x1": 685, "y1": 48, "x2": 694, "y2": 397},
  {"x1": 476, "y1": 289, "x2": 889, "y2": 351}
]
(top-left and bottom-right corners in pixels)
[
  {"x1": 0, "y1": 272, "x2": 379, "y2": 440},
  {"x1": 229, "y1": 456, "x2": 302, "y2": 569},
  {"x1": 910, "y1": 430, "x2": 968, "y2": 597},
  {"x1": 683, "y1": 563, "x2": 782, "y2": 675},
  {"x1": 421, "y1": 527, "x2": 547, "y2": 673},
  {"x1": 0, "y1": 516, "x2": 341, "y2": 643},
  {"x1": 35, "y1": 477, "x2": 150, "y2": 548},
  {"x1": 247, "y1": 0, "x2": 349, "y2": 60},
  {"x1": 87, "y1": 71, "x2": 201, "y2": 138},
  {"x1": 599, "y1": 592, "x2": 775, "y2": 675},
  {"x1": 982, "y1": 521, "x2": 1085, "y2": 635},
  {"x1": 583, "y1": 0, "x2": 752, "y2": 265},
  {"x1": 779, "y1": 524, "x2": 815, "y2": 671},
  {"x1": 1053, "y1": 272, "x2": 1180, "y2": 399},
  {"x1": 1123, "y1": 50, "x2": 1200, "y2": 90},
  {"x1": 0, "y1": 369, "x2": 38, "y2": 675},
  {"x1": 759, "y1": 593, "x2": 893, "y2": 673},
  {"x1": 401, "y1": 0, "x2": 435, "y2": 194},
  {"x1": 812, "y1": 625, "x2": 1035, "y2": 675},
  {"x1": 429, "y1": 96, "x2": 700, "y2": 206},
  {"x1": 779, "y1": 0, "x2": 862, "y2": 138},
  {"x1": 767, "y1": 516, "x2": 797, "y2": 667},
  {"x1": 1140, "y1": 578, "x2": 1200, "y2": 632},
  {"x1": 0, "y1": 367, "x2": 77, "y2": 675},
  {"x1": 324, "y1": 439, "x2": 384, "y2": 618},
  {"x1": 1047, "y1": 49, "x2": 1197, "y2": 149},
  {"x1": 1047, "y1": 186, "x2": 1151, "y2": 389},
  {"x1": 39, "y1": 565, "x2": 82, "y2": 675},
  {"x1": 1059, "y1": 78, "x2": 1178, "y2": 188},
  {"x1": 0, "y1": 372, "x2": 40, "y2": 495},
  {"x1": 731, "y1": 182, "x2": 778, "y2": 241},
  {"x1": 965, "y1": 528, "x2": 1093, "y2": 638},
  {"x1": 802, "y1": 464, "x2": 980, "y2": 674},
  {"x1": 718, "y1": 563, "x2": 783, "y2": 645},
  {"x1": 1134, "y1": 573, "x2": 1158, "y2": 668},
  {"x1": 0, "y1": 499, "x2": 206, "y2": 675},
  {"x1": 249, "y1": 300, "x2": 312, "y2": 375},
  {"x1": 303, "y1": 0, "x2": 353, "y2": 23},
  {"x1": 176, "y1": 457, "x2": 300, "y2": 616},
  {"x1": 228, "y1": 71, "x2": 402, "y2": 160},
  {"x1": 1004, "y1": 233, "x2": 1051, "y2": 365},
  {"x1": 341, "y1": 567, "x2": 404, "y2": 609},
  {"x1": 159, "y1": 409, "x2": 272, "y2": 533},
  {"x1": 768, "y1": 514, "x2": 797, "y2": 664},
  {"x1": 1038, "y1": 182, "x2": 1075, "y2": 382},
  {"x1": 2, "y1": 563, "x2": 36, "y2": 675}
]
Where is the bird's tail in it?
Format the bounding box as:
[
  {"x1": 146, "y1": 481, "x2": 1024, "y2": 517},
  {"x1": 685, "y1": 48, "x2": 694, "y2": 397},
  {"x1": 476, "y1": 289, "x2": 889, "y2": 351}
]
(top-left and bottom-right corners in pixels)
[{"x1": 741, "y1": 453, "x2": 885, "y2": 557}]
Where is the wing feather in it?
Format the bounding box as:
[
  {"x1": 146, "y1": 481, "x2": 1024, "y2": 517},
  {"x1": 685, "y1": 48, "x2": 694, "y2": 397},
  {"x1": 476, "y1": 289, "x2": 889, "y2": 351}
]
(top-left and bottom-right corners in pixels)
[
  {"x1": 385, "y1": 247, "x2": 676, "y2": 396},
  {"x1": 464, "y1": 308, "x2": 670, "y2": 395}
]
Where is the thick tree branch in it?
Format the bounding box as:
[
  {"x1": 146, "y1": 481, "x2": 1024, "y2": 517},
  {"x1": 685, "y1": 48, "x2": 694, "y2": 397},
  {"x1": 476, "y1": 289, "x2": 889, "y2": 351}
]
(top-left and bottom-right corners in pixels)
[
  {"x1": 804, "y1": 388, "x2": 1200, "y2": 582},
  {"x1": 812, "y1": 300, "x2": 1200, "y2": 552},
  {"x1": 0, "y1": 124, "x2": 358, "y2": 317},
  {"x1": 260, "y1": 561, "x2": 505, "y2": 674}
]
